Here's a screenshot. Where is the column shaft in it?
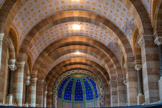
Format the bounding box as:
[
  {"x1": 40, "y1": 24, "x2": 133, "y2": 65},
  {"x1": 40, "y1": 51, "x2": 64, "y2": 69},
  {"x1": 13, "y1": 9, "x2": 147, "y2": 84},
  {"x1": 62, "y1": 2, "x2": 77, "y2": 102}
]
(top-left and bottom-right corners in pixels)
[
  {"x1": 137, "y1": 69, "x2": 143, "y2": 95},
  {"x1": 158, "y1": 45, "x2": 162, "y2": 77},
  {"x1": 14, "y1": 62, "x2": 25, "y2": 106},
  {"x1": 28, "y1": 78, "x2": 37, "y2": 107},
  {"x1": 44, "y1": 91, "x2": 47, "y2": 107},
  {"x1": 8, "y1": 69, "x2": 14, "y2": 94},
  {"x1": 155, "y1": 37, "x2": 162, "y2": 101}
]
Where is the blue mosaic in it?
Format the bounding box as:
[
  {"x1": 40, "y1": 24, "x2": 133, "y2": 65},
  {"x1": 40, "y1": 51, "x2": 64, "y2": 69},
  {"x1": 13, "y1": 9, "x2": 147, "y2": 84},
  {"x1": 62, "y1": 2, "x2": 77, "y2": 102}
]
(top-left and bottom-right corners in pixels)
[
  {"x1": 64, "y1": 79, "x2": 74, "y2": 100},
  {"x1": 74, "y1": 79, "x2": 83, "y2": 101}
]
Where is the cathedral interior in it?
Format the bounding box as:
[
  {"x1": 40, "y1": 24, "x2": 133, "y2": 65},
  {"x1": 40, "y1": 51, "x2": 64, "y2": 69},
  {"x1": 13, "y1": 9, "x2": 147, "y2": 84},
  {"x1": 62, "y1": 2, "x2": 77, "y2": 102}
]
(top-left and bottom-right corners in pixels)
[{"x1": 0, "y1": 0, "x2": 162, "y2": 108}]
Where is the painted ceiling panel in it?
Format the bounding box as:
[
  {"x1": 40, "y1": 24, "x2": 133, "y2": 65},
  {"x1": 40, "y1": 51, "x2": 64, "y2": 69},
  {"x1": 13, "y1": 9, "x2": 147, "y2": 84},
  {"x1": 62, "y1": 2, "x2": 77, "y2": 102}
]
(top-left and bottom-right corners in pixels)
[
  {"x1": 141, "y1": 0, "x2": 152, "y2": 17},
  {"x1": 0, "y1": 0, "x2": 5, "y2": 9},
  {"x1": 13, "y1": 0, "x2": 135, "y2": 47},
  {"x1": 30, "y1": 22, "x2": 123, "y2": 64}
]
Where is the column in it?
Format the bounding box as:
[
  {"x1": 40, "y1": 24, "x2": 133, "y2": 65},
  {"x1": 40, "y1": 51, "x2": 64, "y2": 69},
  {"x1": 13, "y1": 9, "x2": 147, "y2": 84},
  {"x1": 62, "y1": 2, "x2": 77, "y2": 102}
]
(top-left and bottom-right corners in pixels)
[
  {"x1": 25, "y1": 76, "x2": 30, "y2": 107},
  {"x1": 47, "y1": 92, "x2": 53, "y2": 107},
  {"x1": 138, "y1": 35, "x2": 160, "y2": 104},
  {"x1": 28, "y1": 78, "x2": 37, "y2": 107},
  {"x1": 109, "y1": 80, "x2": 118, "y2": 106},
  {"x1": 135, "y1": 63, "x2": 145, "y2": 105},
  {"x1": 117, "y1": 78, "x2": 126, "y2": 106},
  {"x1": 154, "y1": 36, "x2": 162, "y2": 101},
  {"x1": 44, "y1": 91, "x2": 47, "y2": 107},
  {"x1": 14, "y1": 61, "x2": 25, "y2": 106},
  {"x1": 7, "y1": 59, "x2": 17, "y2": 105},
  {"x1": 123, "y1": 80, "x2": 128, "y2": 105},
  {"x1": 36, "y1": 80, "x2": 44, "y2": 107},
  {"x1": 0, "y1": 33, "x2": 4, "y2": 69}
]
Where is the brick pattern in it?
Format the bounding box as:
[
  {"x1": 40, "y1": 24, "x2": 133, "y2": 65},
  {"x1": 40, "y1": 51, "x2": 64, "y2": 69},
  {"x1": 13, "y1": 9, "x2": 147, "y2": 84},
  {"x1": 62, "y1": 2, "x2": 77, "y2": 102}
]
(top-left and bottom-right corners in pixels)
[{"x1": 139, "y1": 35, "x2": 160, "y2": 104}]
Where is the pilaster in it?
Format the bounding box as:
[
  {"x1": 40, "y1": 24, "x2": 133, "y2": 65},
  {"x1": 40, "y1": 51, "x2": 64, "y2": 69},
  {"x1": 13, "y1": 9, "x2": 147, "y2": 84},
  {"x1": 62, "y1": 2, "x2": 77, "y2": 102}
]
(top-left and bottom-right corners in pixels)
[{"x1": 138, "y1": 35, "x2": 160, "y2": 104}]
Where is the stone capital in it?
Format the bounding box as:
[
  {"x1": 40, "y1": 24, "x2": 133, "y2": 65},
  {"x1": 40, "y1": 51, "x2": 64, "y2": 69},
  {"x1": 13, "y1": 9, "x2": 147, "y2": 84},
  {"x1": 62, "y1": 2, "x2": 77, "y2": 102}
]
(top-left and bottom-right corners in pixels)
[
  {"x1": 154, "y1": 37, "x2": 162, "y2": 46},
  {"x1": 123, "y1": 80, "x2": 127, "y2": 85},
  {"x1": 134, "y1": 60, "x2": 142, "y2": 71},
  {"x1": 8, "y1": 59, "x2": 17, "y2": 71},
  {"x1": 135, "y1": 64, "x2": 142, "y2": 71},
  {"x1": 0, "y1": 33, "x2": 4, "y2": 42},
  {"x1": 45, "y1": 91, "x2": 48, "y2": 95},
  {"x1": 26, "y1": 76, "x2": 30, "y2": 85}
]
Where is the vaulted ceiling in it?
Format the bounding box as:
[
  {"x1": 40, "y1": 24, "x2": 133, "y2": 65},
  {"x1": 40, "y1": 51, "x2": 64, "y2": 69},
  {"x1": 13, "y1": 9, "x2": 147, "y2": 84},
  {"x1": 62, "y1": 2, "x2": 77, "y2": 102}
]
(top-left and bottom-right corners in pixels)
[{"x1": 0, "y1": 0, "x2": 155, "y2": 98}]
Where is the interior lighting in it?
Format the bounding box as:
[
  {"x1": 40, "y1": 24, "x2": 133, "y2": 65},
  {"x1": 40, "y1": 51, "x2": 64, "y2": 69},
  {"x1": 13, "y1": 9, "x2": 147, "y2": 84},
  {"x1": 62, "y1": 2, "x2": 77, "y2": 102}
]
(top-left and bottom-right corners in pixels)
[
  {"x1": 72, "y1": 24, "x2": 81, "y2": 31},
  {"x1": 72, "y1": 0, "x2": 80, "y2": 3},
  {"x1": 75, "y1": 51, "x2": 81, "y2": 55}
]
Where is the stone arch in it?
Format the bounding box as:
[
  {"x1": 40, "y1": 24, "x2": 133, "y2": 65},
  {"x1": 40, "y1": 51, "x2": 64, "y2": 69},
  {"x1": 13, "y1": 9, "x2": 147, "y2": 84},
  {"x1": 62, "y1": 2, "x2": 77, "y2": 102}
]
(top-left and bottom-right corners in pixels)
[
  {"x1": 18, "y1": 10, "x2": 132, "y2": 64},
  {"x1": 31, "y1": 37, "x2": 122, "y2": 80}
]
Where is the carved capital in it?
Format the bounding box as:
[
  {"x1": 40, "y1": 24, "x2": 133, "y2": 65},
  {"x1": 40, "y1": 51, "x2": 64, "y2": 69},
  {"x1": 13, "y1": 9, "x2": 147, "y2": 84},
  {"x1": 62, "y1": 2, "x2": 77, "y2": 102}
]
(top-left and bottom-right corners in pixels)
[
  {"x1": 154, "y1": 37, "x2": 162, "y2": 46},
  {"x1": 0, "y1": 33, "x2": 4, "y2": 42},
  {"x1": 8, "y1": 59, "x2": 17, "y2": 71},
  {"x1": 134, "y1": 60, "x2": 142, "y2": 71},
  {"x1": 26, "y1": 76, "x2": 30, "y2": 85},
  {"x1": 135, "y1": 64, "x2": 142, "y2": 71},
  {"x1": 123, "y1": 80, "x2": 127, "y2": 85},
  {"x1": 45, "y1": 91, "x2": 48, "y2": 95}
]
